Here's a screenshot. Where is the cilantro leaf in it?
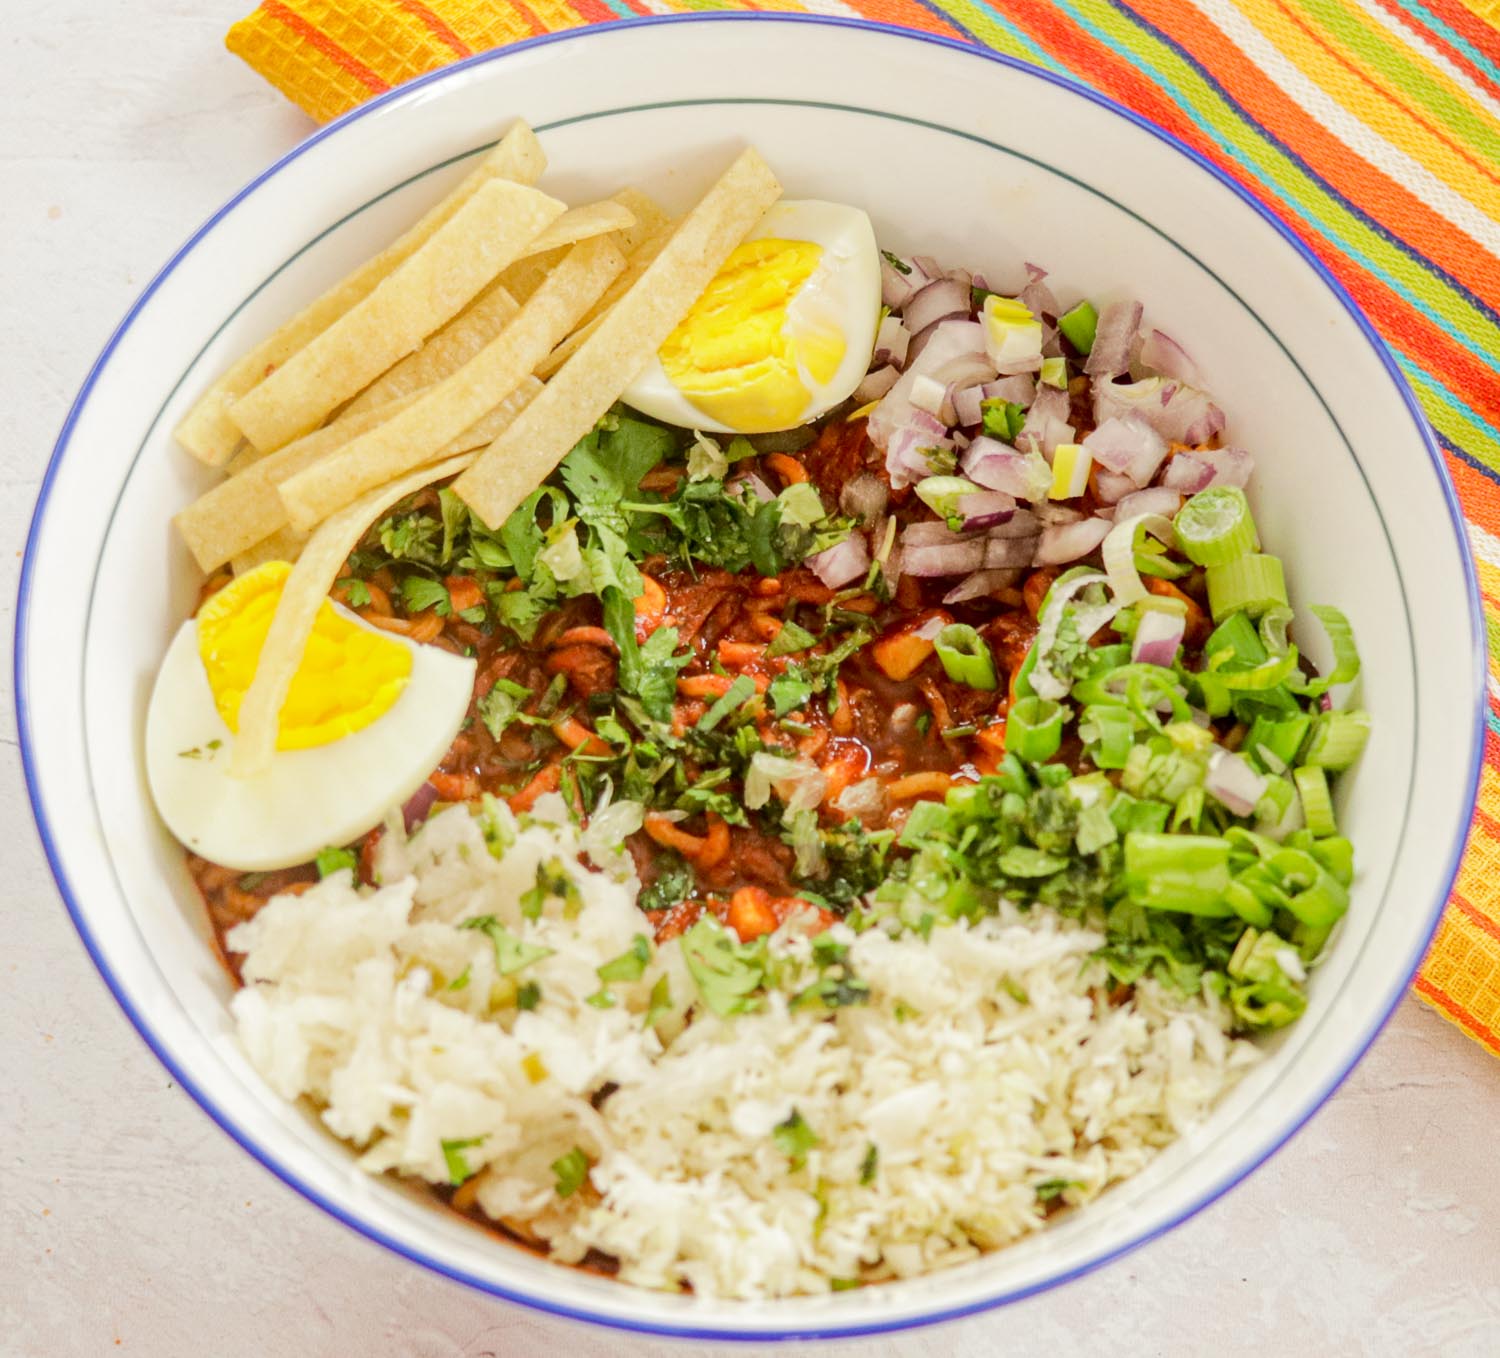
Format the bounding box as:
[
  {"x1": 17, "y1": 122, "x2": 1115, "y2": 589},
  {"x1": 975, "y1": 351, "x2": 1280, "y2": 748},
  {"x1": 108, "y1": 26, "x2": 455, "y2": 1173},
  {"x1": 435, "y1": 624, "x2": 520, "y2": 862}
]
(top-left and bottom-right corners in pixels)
[
  {"x1": 459, "y1": 915, "x2": 554, "y2": 974},
  {"x1": 551, "y1": 1146, "x2": 590, "y2": 1198},
  {"x1": 560, "y1": 413, "x2": 677, "y2": 526},
  {"x1": 400, "y1": 575, "x2": 451, "y2": 617},
  {"x1": 765, "y1": 619, "x2": 816, "y2": 659},
  {"x1": 680, "y1": 917, "x2": 767, "y2": 1016},
  {"x1": 696, "y1": 674, "x2": 757, "y2": 732},
  {"x1": 639, "y1": 855, "x2": 696, "y2": 913},
  {"x1": 860, "y1": 1142, "x2": 879, "y2": 1185},
  {"x1": 603, "y1": 586, "x2": 690, "y2": 723},
  {"x1": 597, "y1": 933, "x2": 652, "y2": 984},
  {"x1": 772, "y1": 1108, "x2": 819, "y2": 1170},
  {"x1": 767, "y1": 664, "x2": 816, "y2": 717},
  {"x1": 477, "y1": 678, "x2": 532, "y2": 741},
  {"x1": 335, "y1": 577, "x2": 371, "y2": 608},
  {"x1": 516, "y1": 981, "x2": 541, "y2": 1010}
]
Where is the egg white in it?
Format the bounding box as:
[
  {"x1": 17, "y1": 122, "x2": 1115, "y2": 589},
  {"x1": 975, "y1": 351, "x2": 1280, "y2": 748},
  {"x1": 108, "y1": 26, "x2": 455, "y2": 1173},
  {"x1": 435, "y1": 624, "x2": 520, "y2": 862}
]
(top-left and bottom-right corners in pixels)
[
  {"x1": 622, "y1": 199, "x2": 881, "y2": 433},
  {"x1": 146, "y1": 606, "x2": 475, "y2": 871}
]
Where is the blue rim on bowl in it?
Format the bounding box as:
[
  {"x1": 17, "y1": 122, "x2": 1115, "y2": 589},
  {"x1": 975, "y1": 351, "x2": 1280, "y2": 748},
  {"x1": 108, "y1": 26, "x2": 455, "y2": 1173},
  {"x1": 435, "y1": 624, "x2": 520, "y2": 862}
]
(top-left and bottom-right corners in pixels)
[{"x1": 15, "y1": 14, "x2": 1487, "y2": 1341}]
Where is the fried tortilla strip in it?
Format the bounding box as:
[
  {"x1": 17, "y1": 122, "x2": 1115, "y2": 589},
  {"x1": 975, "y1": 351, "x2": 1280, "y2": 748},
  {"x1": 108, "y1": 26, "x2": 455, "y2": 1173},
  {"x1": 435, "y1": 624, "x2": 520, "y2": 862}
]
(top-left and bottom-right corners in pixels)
[
  {"x1": 607, "y1": 188, "x2": 670, "y2": 253},
  {"x1": 340, "y1": 281, "x2": 520, "y2": 418},
  {"x1": 535, "y1": 215, "x2": 678, "y2": 378},
  {"x1": 279, "y1": 236, "x2": 625, "y2": 530},
  {"x1": 173, "y1": 122, "x2": 545, "y2": 467},
  {"x1": 454, "y1": 148, "x2": 781, "y2": 527},
  {"x1": 229, "y1": 178, "x2": 566, "y2": 453},
  {"x1": 433, "y1": 375, "x2": 542, "y2": 457},
  {"x1": 230, "y1": 452, "x2": 477, "y2": 778},
  {"x1": 174, "y1": 397, "x2": 420, "y2": 572},
  {"x1": 523, "y1": 199, "x2": 635, "y2": 255},
  {"x1": 231, "y1": 524, "x2": 310, "y2": 575}
]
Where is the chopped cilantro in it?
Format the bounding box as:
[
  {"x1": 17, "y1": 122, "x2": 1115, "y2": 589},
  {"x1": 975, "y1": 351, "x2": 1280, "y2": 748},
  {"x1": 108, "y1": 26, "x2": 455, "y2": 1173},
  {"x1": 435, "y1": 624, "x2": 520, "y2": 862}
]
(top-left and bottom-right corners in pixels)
[
  {"x1": 335, "y1": 577, "x2": 371, "y2": 608},
  {"x1": 441, "y1": 1136, "x2": 487, "y2": 1187},
  {"x1": 314, "y1": 846, "x2": 357, "y2": 878},
  {"x1": 639, "y1": 856, "x2": 695, "y2": 914},
  {"x1": 696, "y1": 675, "x2": 757, "y2": 732},
  {"x1": 644, "y1": 974, "x2": 672, "y2": 1029},
  {"x1": 551, "y1": 1146, "x2": 590, "y2": 1198},
  {"x1": 859, "y1": 1142, "x2": 879, "y2": 1186},
  {"x1": 773, "y1": 1108, "x2": 820, "y2": 1170},
  {"x1": 767, "y1": 664, "x2": 816, "y2": 717},
  {"x1": 765, "y1": 619, "x2": 817, "y2": 658},
  {"x1": 680, "y1": 917, "x2": 767, "y2": 1017},
  {"x1": 516, "y1": 981, "x2": 541, "y2": 1010},
  {"x1": 1034, "y1": 1178, "x2": 1082, "y2": 1203},
  {"x1": 597, "y1": 934, "x2": 652, "y2": 984},
  {"x1": 459, "y1": 915, "x2": 554, "y2": 974},
  {"x1": 477, "y1": 677, "x2": 532, "y2": 741},
  {"x1": 399, "y1": 574, "x2": 451, "y2": 617}
]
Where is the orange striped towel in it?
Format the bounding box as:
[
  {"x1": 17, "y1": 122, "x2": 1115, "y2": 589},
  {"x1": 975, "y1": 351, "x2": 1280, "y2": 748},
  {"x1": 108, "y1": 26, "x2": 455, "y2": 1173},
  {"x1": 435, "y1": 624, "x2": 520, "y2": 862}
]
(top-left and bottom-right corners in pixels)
[{"x1": 226, "y1": 0, "x2": 1500, "y2": 1057}]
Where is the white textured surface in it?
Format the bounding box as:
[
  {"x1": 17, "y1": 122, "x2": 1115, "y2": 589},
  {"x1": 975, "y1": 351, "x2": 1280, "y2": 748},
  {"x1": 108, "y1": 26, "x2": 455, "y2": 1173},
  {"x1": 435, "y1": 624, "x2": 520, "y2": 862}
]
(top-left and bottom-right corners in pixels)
[{"x1": 3, "y1": 5, "x2": 1500, "y2": 1353}]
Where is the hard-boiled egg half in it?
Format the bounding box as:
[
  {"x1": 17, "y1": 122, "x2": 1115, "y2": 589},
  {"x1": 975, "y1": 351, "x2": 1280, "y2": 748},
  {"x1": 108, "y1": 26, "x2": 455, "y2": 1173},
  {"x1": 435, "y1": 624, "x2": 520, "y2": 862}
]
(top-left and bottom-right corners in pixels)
[
  {"x1": 622, "y1": 200, "x2": 880, "y2": 433},
  {"x1": 146, "y1": 562, "x2": 475, "y2": 871}
]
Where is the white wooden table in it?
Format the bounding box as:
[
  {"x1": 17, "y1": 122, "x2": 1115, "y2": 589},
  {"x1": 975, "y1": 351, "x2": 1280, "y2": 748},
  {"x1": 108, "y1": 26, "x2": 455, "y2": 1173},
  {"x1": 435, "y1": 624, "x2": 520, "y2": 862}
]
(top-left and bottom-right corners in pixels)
[{"x1": 4, "y1": 6, "x2": 1500, "y2": 1353}]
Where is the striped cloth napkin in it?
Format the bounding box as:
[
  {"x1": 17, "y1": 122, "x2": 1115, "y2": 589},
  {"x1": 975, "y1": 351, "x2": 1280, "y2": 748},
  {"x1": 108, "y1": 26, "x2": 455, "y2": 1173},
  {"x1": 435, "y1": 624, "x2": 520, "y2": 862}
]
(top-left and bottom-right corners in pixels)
[{"x1": 225, "y1": 0, "x2": 1500, "y2": 1056}]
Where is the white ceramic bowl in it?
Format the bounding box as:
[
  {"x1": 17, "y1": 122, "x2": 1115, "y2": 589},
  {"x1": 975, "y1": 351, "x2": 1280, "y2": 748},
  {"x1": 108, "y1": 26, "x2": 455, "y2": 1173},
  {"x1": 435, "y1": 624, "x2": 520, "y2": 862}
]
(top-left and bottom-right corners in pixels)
[{"x1": 17, "y1": 15, "x2": 1486, "y2": 1341}]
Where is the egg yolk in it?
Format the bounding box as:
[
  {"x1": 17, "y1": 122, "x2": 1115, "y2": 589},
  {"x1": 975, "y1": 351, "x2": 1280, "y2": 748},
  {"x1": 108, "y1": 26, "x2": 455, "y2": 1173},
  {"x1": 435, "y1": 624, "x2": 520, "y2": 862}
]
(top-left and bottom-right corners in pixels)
[
  {"x1": 658, "y1": 238, "x2": 847, "y2": 433},
  {"x1": 196, "y1": 562, "x2": 412, "y2": 751}
]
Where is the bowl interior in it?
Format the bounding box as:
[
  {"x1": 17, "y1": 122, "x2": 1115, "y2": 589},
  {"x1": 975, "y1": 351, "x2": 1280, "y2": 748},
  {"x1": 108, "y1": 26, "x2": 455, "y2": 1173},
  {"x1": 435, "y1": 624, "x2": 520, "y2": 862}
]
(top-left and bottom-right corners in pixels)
[{"x1": 18, "y1": 16, "x2": 1483, "y2": 1341}]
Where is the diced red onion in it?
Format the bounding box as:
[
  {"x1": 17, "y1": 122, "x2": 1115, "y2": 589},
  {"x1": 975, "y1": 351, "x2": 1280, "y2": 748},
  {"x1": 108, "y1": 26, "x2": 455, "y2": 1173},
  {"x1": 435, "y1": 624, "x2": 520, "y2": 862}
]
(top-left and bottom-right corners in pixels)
[
  {"x1": 913, "y1": 615, "x2": 949, "y2": 642},
  {"x1": 1182, "y1": 402, "x2": 1227, "y2": 446},
  {"x1": 886, "y1": 423, "x2": 955, "y2": 490},
  {"x1": 1017, "y1": 384, "x2": 1074, "y2": 456},
  {"x1": 945, "y1": 266, "x2": 973, "y2": 293},
  {"x1": 1131, "y1": 609, "x2": 1185, "y2": 666},
  {"x1": 1084, "y1": 300, "x2": 1142, "y2": 378},
  {"x1": 902, "y1": 538, "x2": 987, "y2": 577},
  {"x1": 1035, "y1": 502, "x2": 1084, "y2": 526},
  {"x1": 953, "y1": 384, "x2": 985, "y2": 428},
  {"x1": 403, "y1": 781, "x2": 439, "y2": 831},
  {"x1": 909, "y1": 374, "x2": 948, "y2": 419},
  {"x1": 728, "y1": 472, "x2": 775, "y2": 503},
  {"x1": 1115, "y1": 485, "x2": 1184, "y2": 520},
  {"x1": 901, "y1": 519, "x2": 974, "y2": 547},
  {"x1": 961, "y1": 440, "x2": 1049, "y2": 501},
  {"x1": 984, "y1": 534, "x2": 1040, "y2": 569},
  {"x1": 903, "y1": 278, "x2": 971, "y2": 335},
  {"x1": 881, "y1": 255, "x2": 918, "y2": 309},
  {"x1": 1094, "y1": 376, "x2": 1227, "y2": 445},
  {"x1": 958, "y1": 489, "x2": 1016, "y2": 531},
  {"x1": 943, "y1": 568, "x2": 1022, "y2": 604},
  {"x1": 1094, "y1": 470, "x2": 1135, "y2": 504},
  {"x1": 953, "y1": 429, "x2": 971, "y2": 451},
  {"x1": 987, "y1": 374, "x2": 1036, "y2": 405},
  {"x1": 840, "y1": 472, "x2": 888, "y2": 525},
  {"x1": 1019, "y1": 263, "x2": 1059, "y2": 320},
  {"x1": 1041, "y1": 322, "x2": 1063, "y2": 359},
  {"x1": 854, "y1": 365, "x2": 900, "y2": 404},
  {"x1": 932, "y1": 352, "x2": 998, "y2": 391},
  {"x1": 1082, "y1": 415, "x2": 1169, "y2": 487},
  {"x1": 1034, "y1": 517, "x2": 1111, "y2": 565},
  {"x1": 1139, "y1": 329, "x2": 1200, "y2": 385},
  {"x1": 911, "y1": 255, "x2": 944, "y2": 283},
  {"x1": 1162, "y1": 446, "x2": 1253, "y2": 493},
  {"x1": 874, "y1": 314, "x2": 911, "y2": 369},
  {"x1": 1206, "y1": 749, "x2": 1268, "y2": 819},
  {"x1": 988, "y1": 507, "x2": 1040, "y2": 538},
  {"x1": 809, "y1": 533, "x2": 871, "y2": 589}
]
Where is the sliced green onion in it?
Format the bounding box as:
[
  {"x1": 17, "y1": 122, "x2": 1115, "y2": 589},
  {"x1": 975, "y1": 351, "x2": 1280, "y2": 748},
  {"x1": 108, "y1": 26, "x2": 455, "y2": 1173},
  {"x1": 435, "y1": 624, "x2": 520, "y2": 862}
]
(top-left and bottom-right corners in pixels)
[
  {"x1": 982, "y1": 295, "x2": 1044, "y2": 369},
  {"x1": 1121, "y1": 742, "x2": 1207, "y2": 805},
  {"x1": 1079, "y1": 703, "x2": 1136, "y2": 769},
  {"x1": 1253, "y1": 774, "x2": 1300, "y2": 832},
  {"x1": 1057, "y1": 299, "x2": 1099, "y2": 354},
  {"x1": 1225, "y1": 878, "x2": 1275, "y2": 927},
  {"x1": 1109, "y1": 791, "x2": 1171, "y2": 835},
  {"x1": 916, "y1": 475, "x2": 981, "y2": 521},
  {"x1": 1258, "y1": 605, "x2": 1294, "y2": 657},
  {"x1": 1227, "y1": 928, "x2": 1308, "y2": 1029},
  {"x1": 1205, "y1": 611, "x2": 1267, "y2": 670},
  {"x1": 1210, "y1": 645, "x2": 1300, "y2": 692},
  {"x1": 1008, "y1": 695, "x2": 1066, "y2": 762},
  {"x1": 935, "y1": 624, "x2": 998, "y2": 691},
  {"x1": 1293, "y1": 765, "x2": 1337, "y2": 837},
  {"x1": 1122, "y1": 832, "x2": 1233, "y2": 915},
  {"x1": 1295, "y1": 604, "x2": 1361, "y2": 697},
  {"x1": 1206, "y1": 553, "x2": 1288, "y2": 621},
  {"x1": 1040, "y1": 355, "x2": 1069, "y2": 388},
  {"x1": 1171, "y1": 785, "x2": 1206, "y2": 832},
  {"x1": 1102, "y1": 512, "x2": 1178, "y2": 607},
  {"x1": 1268, "y1": 847, "x2": 1349, "y2": 928},
  {"x1": 1244, "y1": 714, "x2": 1311, "y2": 773},
  {"x1": 1311, "y1": 834, "x2": 1354, "y2": 887},
  {"x1": 1049, "y1": 443, "x2": 1092, "y2": 500},
  {"x1": 1173, "y1": 486, "x2": 1260, "y2": 567},
  {"x1": 1302, "y1": 709, "x2": 1371, "y2": 770}
]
